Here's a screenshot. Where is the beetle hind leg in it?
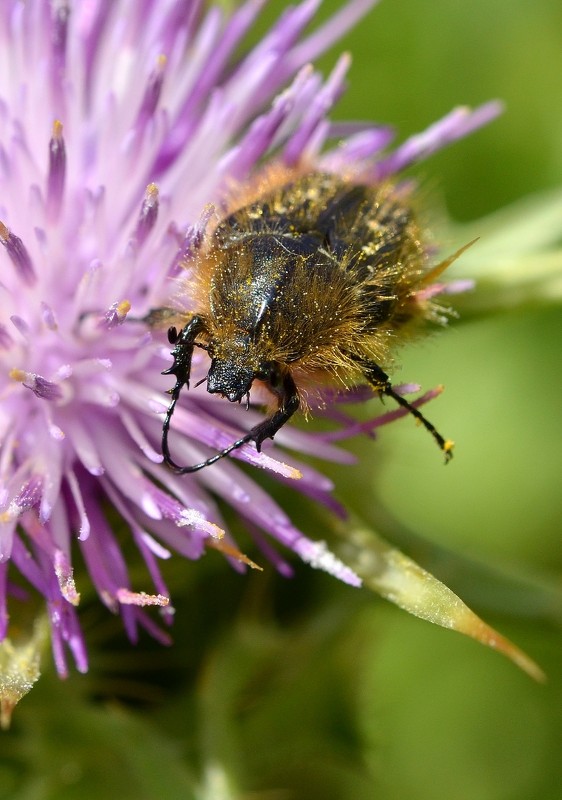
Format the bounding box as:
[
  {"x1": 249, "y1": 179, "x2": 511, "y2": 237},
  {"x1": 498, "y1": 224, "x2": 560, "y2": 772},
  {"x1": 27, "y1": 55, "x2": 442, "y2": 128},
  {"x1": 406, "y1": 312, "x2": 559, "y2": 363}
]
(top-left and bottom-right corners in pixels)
[{"x1": 362, "y1": 360, "x2": 454, "y2": 462}]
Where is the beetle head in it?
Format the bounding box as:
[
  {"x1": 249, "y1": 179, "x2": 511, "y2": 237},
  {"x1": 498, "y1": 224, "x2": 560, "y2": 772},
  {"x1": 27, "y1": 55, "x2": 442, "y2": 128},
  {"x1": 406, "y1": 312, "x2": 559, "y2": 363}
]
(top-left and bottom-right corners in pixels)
[{"x1": 206, "y1": 334, "x2": 266, "y2": 403}]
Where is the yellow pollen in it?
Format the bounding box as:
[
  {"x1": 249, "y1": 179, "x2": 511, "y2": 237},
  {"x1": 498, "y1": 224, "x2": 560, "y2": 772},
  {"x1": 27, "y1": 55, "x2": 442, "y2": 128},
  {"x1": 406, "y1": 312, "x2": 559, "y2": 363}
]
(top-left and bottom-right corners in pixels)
[
  {"x1": 0, "y1": 221, "x2": 9, "y2": 242},
  {"x1": 52, "y1": 119, "x2": 63, "y2": 139},
  {"x1": 116, "y1": 300, "x2": 131, "y2": 317},
  {"x1": 145, "y1": 183, "x2": 158, "y2": 201},
  {"x1": 9, "y1": 368, "x2": 26, "y2": 383}
]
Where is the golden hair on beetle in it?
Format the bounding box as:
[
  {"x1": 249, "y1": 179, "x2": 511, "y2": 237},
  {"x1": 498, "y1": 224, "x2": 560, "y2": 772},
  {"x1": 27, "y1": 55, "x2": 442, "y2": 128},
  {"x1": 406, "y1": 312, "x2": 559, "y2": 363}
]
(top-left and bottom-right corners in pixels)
[{"x1": 161, "y1": 165, "x2": 463, "y2": 473}]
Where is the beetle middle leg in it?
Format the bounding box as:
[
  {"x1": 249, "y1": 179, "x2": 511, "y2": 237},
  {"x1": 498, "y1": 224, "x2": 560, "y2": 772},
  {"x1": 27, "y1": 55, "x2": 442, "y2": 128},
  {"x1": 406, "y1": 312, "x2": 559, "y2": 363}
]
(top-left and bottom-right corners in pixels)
[{"x1": 248, "y1": 368, "x2": 300, "y2": 452}]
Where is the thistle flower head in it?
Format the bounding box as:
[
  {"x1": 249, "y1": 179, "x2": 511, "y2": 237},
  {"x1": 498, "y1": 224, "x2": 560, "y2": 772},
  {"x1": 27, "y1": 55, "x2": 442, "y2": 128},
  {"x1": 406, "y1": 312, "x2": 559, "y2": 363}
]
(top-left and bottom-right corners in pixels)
[{"x1": 0, "y1": 0, "x2": 500, "y2": 676}]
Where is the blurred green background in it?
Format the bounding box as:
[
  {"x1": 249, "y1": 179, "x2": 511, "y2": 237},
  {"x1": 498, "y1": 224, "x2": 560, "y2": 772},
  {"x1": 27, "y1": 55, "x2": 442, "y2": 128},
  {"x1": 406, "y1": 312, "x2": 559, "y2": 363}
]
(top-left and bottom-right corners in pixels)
[{"x1": 3, "y1": 1, "x2": 561, "y2": 798}]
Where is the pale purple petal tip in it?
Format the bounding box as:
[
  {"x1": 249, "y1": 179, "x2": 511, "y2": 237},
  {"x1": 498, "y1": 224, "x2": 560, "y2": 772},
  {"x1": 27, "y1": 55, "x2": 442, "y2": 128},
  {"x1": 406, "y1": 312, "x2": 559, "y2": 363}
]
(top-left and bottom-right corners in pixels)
[
  {"x1": 375, "y1": 101, "x2": 503, "y2": 178},
  {"x1": 289, "y1": 0, "x2": 381, "y2": 69}
]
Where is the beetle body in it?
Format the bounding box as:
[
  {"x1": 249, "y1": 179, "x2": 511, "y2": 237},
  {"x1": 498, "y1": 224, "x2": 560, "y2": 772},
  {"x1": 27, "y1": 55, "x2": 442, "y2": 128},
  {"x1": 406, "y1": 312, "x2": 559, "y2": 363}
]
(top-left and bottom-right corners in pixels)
[{"x1": 162, "y1": 170, "x2": 454, "y2": 472}]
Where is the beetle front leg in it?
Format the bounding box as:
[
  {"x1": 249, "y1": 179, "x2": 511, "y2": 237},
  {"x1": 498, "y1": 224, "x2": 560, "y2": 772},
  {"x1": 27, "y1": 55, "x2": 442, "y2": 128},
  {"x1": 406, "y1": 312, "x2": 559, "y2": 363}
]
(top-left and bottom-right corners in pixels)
[
  {"x1": 250, "y1": 368, "x2": 300, "y2": 452},
  {"x1": 162, "y1": 315, "x2": 207, "y2": 390},
  {"x1": 161, "y1": 315, "x2": 208, "y2": 470}
]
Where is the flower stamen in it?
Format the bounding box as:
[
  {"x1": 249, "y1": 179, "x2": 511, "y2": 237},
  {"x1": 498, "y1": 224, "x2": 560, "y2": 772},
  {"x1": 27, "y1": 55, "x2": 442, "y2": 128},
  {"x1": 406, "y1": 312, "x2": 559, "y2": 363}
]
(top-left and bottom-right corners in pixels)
[
  {"x1": 9, "y1": 369, "x2": 63, "y2": 402},
  {"x1": 134, "y1": 184, "x2": 159, "y2": 247},
  {"x1": 47, "y1": 120, "x2": 66, "y2": 222},
  {"x1": 0, "y1": 223, "x2": 36, "y2": 286},
  {"x1": 135, "y1": 55, "x2": 167, "y2": 129}
]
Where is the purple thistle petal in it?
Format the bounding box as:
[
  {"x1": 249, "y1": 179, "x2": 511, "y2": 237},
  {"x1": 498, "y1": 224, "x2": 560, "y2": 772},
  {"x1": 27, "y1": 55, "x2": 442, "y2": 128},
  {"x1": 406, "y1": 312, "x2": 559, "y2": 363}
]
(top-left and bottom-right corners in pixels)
[
  {"x1": 245, "y1": 521, "x2": 296, "y2": 579},
  {"x1": 156, "y1": 1, "x2": 204, "y2": 54},
  {"x1": 374, "y1": 101, "x2": 504, "y2": 178},
  {"x1": 178, "y1": 203, "x2": 216, "y2": 265},
  {"x1": 9, "y1": 315, "x2": 31, "y2": 339},
  {"x1": 116, "y1": 588, "x2": 169, "y2": 607},
  {"x1": 436, "y1": 278, "x2": 476, "y2": 295},
  {"x1": 65, "y1": 468, "x2": 90, "y2": 540},
  {"x1": 154, "y1": 0, "x2": 269, "y2": 172},
  {"x1": 131, "y1": 530, "x2": 173, "y2": 607},
  {"x1": 289, "y1": 0, "x2": 382, "y2": 70},
  {"x1": 40, "y1": 302, "x2": 58, "y2": 331},
  {"x1": 283, "y1": 53, "x2": 351, "y2": 165},
  {"x1": 319, "y1": 125, "x2": 395, "y2": 170},
  {"x1": 218, "y1": 67, "x2": 310, "y2": 182},
  {"x1": 319, "y1": 387, "x2": 447, "y2": 442},
  {"x1": 0, "y1": 324, "x2": 14, "y2": 349},
  {"x1": 50, "y1": 1, "x2": 70, "y2": 96},
  {"x1": 53, "y1": 549, "x2": 80, "y2": 606}
]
